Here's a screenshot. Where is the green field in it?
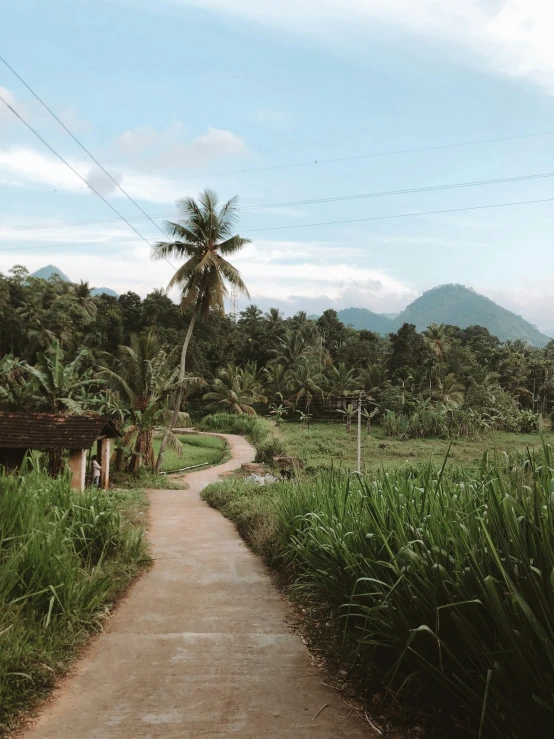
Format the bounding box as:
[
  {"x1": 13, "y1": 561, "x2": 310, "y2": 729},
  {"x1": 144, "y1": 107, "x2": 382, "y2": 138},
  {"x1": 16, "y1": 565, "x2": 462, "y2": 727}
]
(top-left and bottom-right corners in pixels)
[
  {"x1": 202, "y1": 440, "x2": 554, "y2": 738},
  {"x1": 152, "y1": 434, "x2": 228, "y2": 473},
  {"x1": 275, "y1": 421, "x2": 554, "y2": 471}
]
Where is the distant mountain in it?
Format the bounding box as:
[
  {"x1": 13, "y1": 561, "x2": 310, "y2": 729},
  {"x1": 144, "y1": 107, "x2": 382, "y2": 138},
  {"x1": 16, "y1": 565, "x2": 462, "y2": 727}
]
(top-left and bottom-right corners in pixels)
[
  {"x1": 91, "y1": 287, "x2": 118, "y2": 297},
  {"x1": 545, "y1": 329, "x2": 554, "y2": 339},
  {"x1": 381, "y1": 312, "x2": 400, "y2": 320},
  {"x1": 31, "y1": 264, "x2": 70, "y2": 282},
  {"x1": 337, "y1": 307, "x2": 394, "y2": 334},
  {"x1": 30, "y1": 265, "x2": 119, "y2": 298},
  {"x1": 392, "y1": 284, "x2": 550, "y2": 347}
]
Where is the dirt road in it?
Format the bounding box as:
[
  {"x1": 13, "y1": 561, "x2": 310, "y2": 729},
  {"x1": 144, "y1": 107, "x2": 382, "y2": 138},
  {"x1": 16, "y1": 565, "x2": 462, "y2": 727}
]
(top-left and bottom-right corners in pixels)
[{"x1": 21, "y1": 434, "x2": 373, "y2": 738}]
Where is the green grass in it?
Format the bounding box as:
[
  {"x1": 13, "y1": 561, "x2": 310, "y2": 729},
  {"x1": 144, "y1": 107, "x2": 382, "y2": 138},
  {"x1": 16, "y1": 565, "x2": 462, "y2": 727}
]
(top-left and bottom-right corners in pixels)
[
  {"x1": 152, "y1": 433, "x2": 228, "y2": 473},
  {"x1": 202, "y1": 444, "x2": 554, "y2": 738},
  {"x1": 276, "y1": 421, "x2": 554, "y2": 472},
  {"x1": 0, "y1": 468, "x2": 150, "y2": 734},
  {"x1": 198, "y1": 413, "x2": 273, "y2": 446}
]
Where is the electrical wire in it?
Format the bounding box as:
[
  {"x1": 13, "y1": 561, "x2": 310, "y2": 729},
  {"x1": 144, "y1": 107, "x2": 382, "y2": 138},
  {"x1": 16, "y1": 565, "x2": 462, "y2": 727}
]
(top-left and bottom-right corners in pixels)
[
  {"x1": 0, "y1": 91, "x2": 177, "y2": 271},
  {"x1": 2, "y1": 169, "x2": 554, "y2": 235},
  {"x1": 0, "y1": 55, "x2": 171, "y2": 243},
  {"x1": 1, "y1": 194, "x2": 553, "y2": 253},
  {"x1": 243, "y1": 196, "x2": 554, "y2": 234},
  {"x1": 163, "y1": 129, "x2": 554, "y2": 180}
]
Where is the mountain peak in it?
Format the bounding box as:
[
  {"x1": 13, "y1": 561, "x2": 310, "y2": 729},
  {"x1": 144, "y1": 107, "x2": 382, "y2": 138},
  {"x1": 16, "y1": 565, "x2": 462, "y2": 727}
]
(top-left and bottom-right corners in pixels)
[
  {"x1": 30, "y1": 264, "x2": 71, "y2": 282},
  {"x1": 392, "y1": 284, "x2": 550, "y2": 347}
]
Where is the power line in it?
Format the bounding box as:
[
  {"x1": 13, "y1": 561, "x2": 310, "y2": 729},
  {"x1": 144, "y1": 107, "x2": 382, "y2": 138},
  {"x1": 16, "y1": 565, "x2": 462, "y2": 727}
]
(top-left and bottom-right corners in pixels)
[
  {"x1": 0, "y1": 55, "x2": 170, "y2": 243},
  {"x1": 2, "y1": 169, "x2": 554, "y2": 235},
  {"x1": 0, "y1": 91, "x2": 176, "y2": 271},
  {"x1": 243, "y1": 196, "x2": 554, "y2": 235},
  {"x1": 164, "y1": 129, "x2": 554, "y2": 180},
  {"x1": 0, "y1": 195, "x2": 553, "y2": 253}
]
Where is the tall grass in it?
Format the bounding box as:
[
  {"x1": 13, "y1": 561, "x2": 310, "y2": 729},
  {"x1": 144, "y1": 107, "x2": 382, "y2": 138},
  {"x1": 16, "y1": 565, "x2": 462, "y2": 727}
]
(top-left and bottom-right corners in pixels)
[
  {"x1": 198, "y1": 412, "x2": 272, "y2": 446},
  {"x1": 272, "y1": 447, "x2": 554, "y2": 738},
  {"x1": 0, "y1": 467, "x2": 149, "y2": 729}
]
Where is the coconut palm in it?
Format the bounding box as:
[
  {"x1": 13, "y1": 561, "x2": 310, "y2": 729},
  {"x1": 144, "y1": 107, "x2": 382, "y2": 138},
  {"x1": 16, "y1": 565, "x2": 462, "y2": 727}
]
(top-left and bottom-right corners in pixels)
[
  {"x1": 431, "y1": 373, "x2": 465, "y2": 406},
  {"x1": 152, "y1": 189, "x2": 250, "y2": 470},
  {"x1": 70, "y1": 281, "x2": 98, "y2": 319},
  {"x1": 263, "y1": 363, "x2": 292, "y2": 403},
  {"x1": 101, "y1": 332, "x2": 193, "y2": 471},
  {"x1": 288, "y1": 358, "x2": 324, "y2": 424},
  {"x1": 203, "y1": 364, "x2": 265, "y2": 415},
  {"x1": 423, "y1": 323, "x2": 452, "y2": 362},
  {"x1": 326, "y1": 362, "x2": 363, "y2": 398}
]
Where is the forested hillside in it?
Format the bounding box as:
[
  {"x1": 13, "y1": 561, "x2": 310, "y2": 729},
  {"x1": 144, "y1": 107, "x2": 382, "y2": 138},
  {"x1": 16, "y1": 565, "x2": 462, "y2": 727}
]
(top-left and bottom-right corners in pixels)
[
  {"x1": 392, "y1": 284, "x2": 549, "y2": 346},
  {"x1": 2, "y1": 265, "x2": 553, "y2": 444}
]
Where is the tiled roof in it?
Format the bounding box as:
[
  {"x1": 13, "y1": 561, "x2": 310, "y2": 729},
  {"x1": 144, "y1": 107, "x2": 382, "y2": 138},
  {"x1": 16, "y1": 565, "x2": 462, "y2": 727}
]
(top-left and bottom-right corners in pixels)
[{"x1": 0, "y1": 413, "x2": 120, "y2": 450}]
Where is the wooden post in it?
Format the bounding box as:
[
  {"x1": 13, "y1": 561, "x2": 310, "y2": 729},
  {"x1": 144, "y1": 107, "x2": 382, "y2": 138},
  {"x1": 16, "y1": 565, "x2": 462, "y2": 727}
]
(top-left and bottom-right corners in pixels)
[
  {"x1": 68, "y1": 449, "x2": 86, "y2": 491},
  {"x1": 99, "y1": 438, "x2": 110, "y2": 490}
]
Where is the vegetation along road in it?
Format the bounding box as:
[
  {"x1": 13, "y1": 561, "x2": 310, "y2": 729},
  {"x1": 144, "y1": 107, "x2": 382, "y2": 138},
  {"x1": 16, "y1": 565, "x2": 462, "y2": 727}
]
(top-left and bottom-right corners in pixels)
[{"x1": 19, "y1": 434, "x2": 373, "y2": 739}]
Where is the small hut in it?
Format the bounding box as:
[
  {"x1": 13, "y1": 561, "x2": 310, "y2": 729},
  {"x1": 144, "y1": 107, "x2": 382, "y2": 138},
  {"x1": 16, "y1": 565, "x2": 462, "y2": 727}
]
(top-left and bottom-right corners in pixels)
[{"x1": 0, "y1": 413, "x2": 120, "y2": 491}]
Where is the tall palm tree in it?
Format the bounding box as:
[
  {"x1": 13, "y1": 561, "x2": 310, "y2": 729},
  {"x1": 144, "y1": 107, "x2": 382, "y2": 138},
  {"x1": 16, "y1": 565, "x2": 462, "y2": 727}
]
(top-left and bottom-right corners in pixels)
[
  {"x1": 423, "y1": 323, "x2": 452, "y2": 362},
  {"x1": 152, "y1": 189, "x2": 250, "y2": 470},
  {"x1": 70, "y1": 281, "x2": 98, "y2": 319}
]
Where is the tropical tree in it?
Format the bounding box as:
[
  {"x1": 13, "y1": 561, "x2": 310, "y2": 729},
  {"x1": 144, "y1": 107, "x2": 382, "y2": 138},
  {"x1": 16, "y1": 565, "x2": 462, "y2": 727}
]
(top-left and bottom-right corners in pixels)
[
  {"x1": 288, "y1": 358, "x2": 324, "y2": 422},
  {"x1": 361, "y1": 406, "x2": 379, "y2": 433},
  {"x1": 70, "y1": 281, "x2": 98, "y2": 319},
  {"x1": 269, "y1": 403, "x2": 288, "y2": 423},
  {"x1": 430, "y1": 373, "x2": 465, "y2": 406},
  {"x1": 203, "y1": 364, "x2": 265, "y2": 415},
  {"x1": 326, "y1": 362, "x2": 362, "y2": 398},
  {"x1": 336, "y1": 403, "x2": 356, "y2": 433},
  {"x1": 22, "y1": 341, "x2": 95, "y2": 413},
  {"x1": 152, "y1": 189, "x2": 250, "y2": 470},
  {"x1": 101, "y1": 332, "x2": 192, "y2": 471},
  {"x1": 423, "y1": 323, "x2": 452, "y2": 361},
  {"x1": 263, "y1": 363, "x2": 292, "y2": 403}
]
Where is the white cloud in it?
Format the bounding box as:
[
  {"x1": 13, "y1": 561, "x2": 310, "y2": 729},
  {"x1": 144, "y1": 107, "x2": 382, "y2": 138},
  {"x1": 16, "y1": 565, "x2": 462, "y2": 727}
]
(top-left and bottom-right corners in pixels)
[
  {"x1": 485, "y1": 280, "x2": 554, "y2": 331},
  {"x1": 0, "y1": 147, "x2": 88, "y2": 192},
  {"x1": 160, "y1": 0, "x2": 554, "y2": 94},
  {"x1": 0, "y1": 145, "x2": 194, "y2": 204},
  {"x1": 112, "y1": 123, "x2": 249, "y2": 172},
  {"x1": 231, "y1": 239, "x2": 418, "y2": 312}
]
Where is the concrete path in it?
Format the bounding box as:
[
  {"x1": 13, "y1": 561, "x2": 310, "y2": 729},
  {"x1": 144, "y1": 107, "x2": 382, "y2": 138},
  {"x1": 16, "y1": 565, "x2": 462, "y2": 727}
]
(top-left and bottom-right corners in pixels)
[{"x1": 21, "y1": 434, "x2": 373, "y2": 738}]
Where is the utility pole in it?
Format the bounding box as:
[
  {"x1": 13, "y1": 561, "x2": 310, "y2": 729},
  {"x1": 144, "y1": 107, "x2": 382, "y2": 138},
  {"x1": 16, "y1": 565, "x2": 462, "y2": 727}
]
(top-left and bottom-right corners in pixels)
[{"x1": 357, "y1": 391, "x2": 362, "y2": 474}]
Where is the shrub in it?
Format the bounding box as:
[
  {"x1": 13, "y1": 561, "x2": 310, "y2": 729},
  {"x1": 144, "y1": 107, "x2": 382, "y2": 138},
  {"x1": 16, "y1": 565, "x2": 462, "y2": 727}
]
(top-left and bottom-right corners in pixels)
[
  {"x1": 199, "y1": 412, "x2": 271, "y2": 446},
  {"x1": 0, "y1": 468, "x2": 149, "y2": 727},
  {"x1": 254, "y1": 436, "x2": 287, "y2": 465}
]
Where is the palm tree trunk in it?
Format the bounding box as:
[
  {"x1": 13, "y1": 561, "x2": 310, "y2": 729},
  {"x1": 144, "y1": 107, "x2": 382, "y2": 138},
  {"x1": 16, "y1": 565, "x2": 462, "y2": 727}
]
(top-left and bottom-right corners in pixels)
[{"x1": 155, "y1": 313, "x2": 197, "y2": 472}]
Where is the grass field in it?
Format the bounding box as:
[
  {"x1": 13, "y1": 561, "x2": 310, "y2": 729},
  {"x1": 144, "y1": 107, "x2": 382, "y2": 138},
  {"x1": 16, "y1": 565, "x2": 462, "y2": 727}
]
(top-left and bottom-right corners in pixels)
[
  {"x1": 152, "y1": 433, "x2": 228, "y2": 473},
  {"x1": 275, "y1": 421, "x2": 554, "y2": 471},
  {"x1": 202, "y1": 442, "x2": 554, "y2": 739}
]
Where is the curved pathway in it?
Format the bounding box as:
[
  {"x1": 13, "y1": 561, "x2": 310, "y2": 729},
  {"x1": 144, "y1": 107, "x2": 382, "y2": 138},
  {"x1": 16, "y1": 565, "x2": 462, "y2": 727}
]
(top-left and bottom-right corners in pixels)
[{"x1": 21, "y1": 434, "x2": 372, "y2": 738}]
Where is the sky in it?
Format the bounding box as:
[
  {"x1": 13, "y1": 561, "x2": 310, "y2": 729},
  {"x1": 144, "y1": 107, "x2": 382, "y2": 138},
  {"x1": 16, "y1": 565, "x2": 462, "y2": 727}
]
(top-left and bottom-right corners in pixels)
[{"x1": 0, "y1": 0, "x2": 553, "y2": 328}]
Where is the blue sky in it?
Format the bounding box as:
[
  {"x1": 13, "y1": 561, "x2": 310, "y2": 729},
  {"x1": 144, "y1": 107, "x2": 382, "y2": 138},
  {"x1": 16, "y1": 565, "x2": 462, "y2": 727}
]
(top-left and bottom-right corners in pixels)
[{"x1": 1, "y1": 0, "x2": 553, "y2": 327}]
